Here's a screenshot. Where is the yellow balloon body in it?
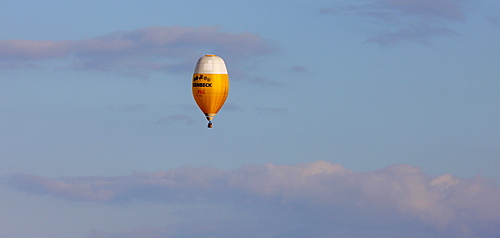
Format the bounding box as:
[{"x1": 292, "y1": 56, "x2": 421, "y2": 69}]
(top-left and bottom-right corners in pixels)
[{"x1": 192, "y1": 55, "x2": 230, "y2": 126}]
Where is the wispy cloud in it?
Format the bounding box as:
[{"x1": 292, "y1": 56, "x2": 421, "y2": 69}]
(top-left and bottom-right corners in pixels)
[
  {"x1": 230, "y1": 68, "x2": 284, "y2": 87},
  {"x1": 486, "y1": 16, "x2": 500, "y2": 27},
  {"x1": 89, "y1": 227, "x2": 170, "y2": 238},
  {"x1": 371, "y1": 0, "x2": 467, "y2": 20},
  {"x1": 365, "y1": 23, "x2": 458, "y2": 45},
  {"x1": 174, "y1": 104, "x2": 199, "y2": 112},
  {"x1": 290, "y1": 65, "x2": 308, "y2": 73},
  {"x1": 322, "y1": 0, "x2": 469, "y2": 45},
  {"x1": 255, "y1": 107, "x2": 289, "y2": 115},
  {"x1": 221, "y1": 102, "x2": 244, "y2": 112},
  {"x1": 106, "y1": 103, "x2": 147, "y2": 113},
  {"x1": 158, "y1": 114, "x2": 196, "y2": 125},
  {"x1": 0, "y1": 26, "x2": 277, "y2": 78},
  {"x1": 8, "y1": 161, "x2": 500, "y2": 237}
]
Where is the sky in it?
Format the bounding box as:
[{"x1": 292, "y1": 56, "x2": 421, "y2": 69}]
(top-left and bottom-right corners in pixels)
[{"x1": 0, "y1": 0, "x2": 499, "y2": 237}]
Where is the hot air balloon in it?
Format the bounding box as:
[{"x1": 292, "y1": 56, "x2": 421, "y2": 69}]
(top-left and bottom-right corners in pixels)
[{"x1": 192, "y1": 54, "x2": 230, "y2": 128}]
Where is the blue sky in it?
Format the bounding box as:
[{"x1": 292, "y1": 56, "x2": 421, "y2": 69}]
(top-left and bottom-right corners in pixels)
[{"x1": 1, "y1": 0, "x2": 499, "y2": 237}]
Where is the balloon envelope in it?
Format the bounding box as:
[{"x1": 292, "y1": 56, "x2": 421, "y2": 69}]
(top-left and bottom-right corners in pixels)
[{"x1": 192, "y1": 54, "x2": 230, "y2": 127}]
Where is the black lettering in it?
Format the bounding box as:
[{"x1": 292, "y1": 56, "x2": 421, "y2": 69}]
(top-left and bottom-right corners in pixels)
[{"x1": 192, "y1": 83, "x2": 212, "y2": 87}]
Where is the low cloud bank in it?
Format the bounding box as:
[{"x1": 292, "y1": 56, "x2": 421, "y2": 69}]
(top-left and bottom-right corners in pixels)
[{"x1": 8, "y1": 161, "x2": 500, "y2": 237}]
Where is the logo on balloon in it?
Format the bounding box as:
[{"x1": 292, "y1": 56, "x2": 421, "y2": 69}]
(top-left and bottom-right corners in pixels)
[
  {"x1": 193, "y1": 74, "x2": 213, "y2": 87},
  {"x1": 193, "y1": 74, "x2": 211, "y2": 82}
]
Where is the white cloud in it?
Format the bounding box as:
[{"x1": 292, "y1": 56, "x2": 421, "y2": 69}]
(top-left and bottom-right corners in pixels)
[
  {"x1": 0, "y1": 26, "x2": 277, "y2": 78},
  {"x1": 7, "y1": 161, "x2": 499, "y2": 237}
]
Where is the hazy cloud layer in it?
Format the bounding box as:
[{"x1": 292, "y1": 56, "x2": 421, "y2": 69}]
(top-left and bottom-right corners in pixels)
[
  {"x1": 8, "y1": 161, "x2": 500, "y2": 237},
  {"x1": 0, "y1": 26, "x2": 276, "y2": 78},
  {"x1": 323, "y1": 0, "x2": 469, "y2": 45}
]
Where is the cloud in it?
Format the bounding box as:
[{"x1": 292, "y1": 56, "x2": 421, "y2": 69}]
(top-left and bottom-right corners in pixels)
[
  {"x1": 158, "y1": 114, "x2": 196, "y2": 125},
  {"x1": 290, "y1": 65, "x2": 308, "y2": 73},
  {"x1": 365, "y1": 23, "x2": 458, "y2": 45},
  {"x1": 89, "y1": 227, "x2": 170, "y2": 238},
  {"x1": 0, "y1": 26, "x2": 277, "y2": 78},
  {"x1": 338, "y1": 0, "x2": 468, "y2": 21},
  {"x1": 221, "y1": 102, "x2": 244, "y2": 112},
  {"x1": 255, "y1": 107, "x2": 289, "y2": 115},
  {"x1": 174, "y1": 104, "x2": 199, "y2": 112},
  {"x1": 106, "y1": 104, "x2": 147, "y2": 113},
  {"x1": 376, "y1": 0, "x2": 466, "y2": 20},
  {"x1": 486, "y1": 16, "x2": 500, "y2": 27},
  {"x1": 322, "y1": 0, "x2": 469, "y2": 45},
  {"x1": 229, "y1": 68, "x2": 284, "y2": 87},
  {"x1": 320, "y1": 8, "x2": 337, "y2": 15},
  {"x1": 7, "y1": 161, "x2": 500, "y2": 237}
]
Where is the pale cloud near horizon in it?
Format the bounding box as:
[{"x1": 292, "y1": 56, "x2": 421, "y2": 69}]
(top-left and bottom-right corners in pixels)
[
  {"x1": 0, "y1": 26, "x2": 277, "y2": 79},
  {"x1": 8, "y1": 161, "x2": 500, "y2": 237},
  {"x1": 322, "y1": 0, "x2": 470, "y2": 45}
]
